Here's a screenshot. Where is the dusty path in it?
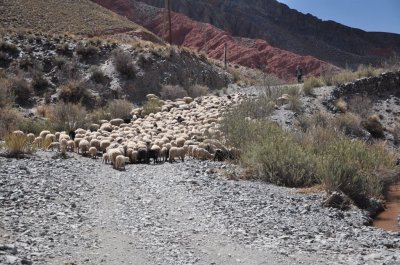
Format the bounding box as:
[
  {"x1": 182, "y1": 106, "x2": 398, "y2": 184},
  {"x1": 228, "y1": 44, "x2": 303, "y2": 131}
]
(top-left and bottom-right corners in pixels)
[{"x1": 1, "y1": 152, "x2": 400, "y2": 265}]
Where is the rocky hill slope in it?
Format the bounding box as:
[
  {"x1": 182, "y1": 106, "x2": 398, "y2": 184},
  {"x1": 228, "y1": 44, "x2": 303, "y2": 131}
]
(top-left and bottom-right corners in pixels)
[
  {"x1": 92, "y1": 0, "x2": 335, "y2": 80},
  {"x1": 137, "y1": 0, "x2": 400, "y2": 68},
  {"x1": 0, "y1": 0, "x2": 157, "y2": 41}
]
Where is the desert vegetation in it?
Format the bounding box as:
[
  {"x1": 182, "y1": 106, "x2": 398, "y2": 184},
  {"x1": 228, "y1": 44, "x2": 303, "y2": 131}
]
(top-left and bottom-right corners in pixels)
[{"x1": 221, "y1": 86, "x2": 399, "y2": 207}]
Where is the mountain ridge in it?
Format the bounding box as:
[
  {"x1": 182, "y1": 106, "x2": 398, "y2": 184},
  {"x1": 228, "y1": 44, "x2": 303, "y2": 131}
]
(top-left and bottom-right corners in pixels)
[{"x1": 136, "y1": 0, "x2": 400, "y2": 67}]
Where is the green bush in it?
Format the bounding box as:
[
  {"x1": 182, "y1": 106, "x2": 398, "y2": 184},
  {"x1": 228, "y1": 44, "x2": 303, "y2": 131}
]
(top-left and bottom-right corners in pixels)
[
  {"x1": 221, "y1": 95, "x2": 398, "y2": 207},
  {"x1": 19, "y1": 119, "x2": 53, "y2": 135}
]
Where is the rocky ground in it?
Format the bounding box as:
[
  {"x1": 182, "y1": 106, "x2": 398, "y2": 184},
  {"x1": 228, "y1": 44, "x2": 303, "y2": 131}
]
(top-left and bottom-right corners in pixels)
[{"x1": 1, "y1": 151, "x2": 400, "y2": 265}]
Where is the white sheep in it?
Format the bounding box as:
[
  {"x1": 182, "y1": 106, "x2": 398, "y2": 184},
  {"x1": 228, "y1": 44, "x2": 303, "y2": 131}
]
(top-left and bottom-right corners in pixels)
[
  {"x1": 79, "y1": 140, "x2": 90, "y2": 155},
  {"x1": 102, "y1": 153, "x2": 110, "y2": 164},
  {"x1": 89, "y1": 147, "x2": 98, "y2": 159},
  {"x1": 26, "y1": 133, "x2": 35, "y2": 143},
  {"x1": 67, "y1": 140, "x2": 75, "y2": 152},
  {"x1": 115, "y1": 155, "x2": 129, "y2": 170},
  {"x1": 39, "y1": 130, "x2": 51, "y2": 139},
  {"x1": 47, "y1": 142, "x2": 61, "y2": 152},
  {"x1": 168, "y1": 147, "x2": 186, "y2": 162}
]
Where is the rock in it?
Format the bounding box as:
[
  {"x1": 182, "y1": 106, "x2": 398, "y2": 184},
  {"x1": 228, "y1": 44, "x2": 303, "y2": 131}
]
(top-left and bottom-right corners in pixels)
[
  {"x1": 322, "y1": 191, "x2": 352, "y2": 210},
  {"x1": 5, "y1": 255, "x2": 19, "y2": 264}
]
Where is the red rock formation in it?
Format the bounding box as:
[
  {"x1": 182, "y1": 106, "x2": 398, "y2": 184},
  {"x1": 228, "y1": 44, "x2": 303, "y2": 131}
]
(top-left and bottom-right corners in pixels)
[{"x1": 93, "y1": 0, "x2": 335, "y2": 80}]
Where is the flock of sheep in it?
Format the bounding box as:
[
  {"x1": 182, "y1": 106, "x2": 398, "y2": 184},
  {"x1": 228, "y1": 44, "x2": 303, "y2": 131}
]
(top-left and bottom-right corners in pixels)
[{"x1": 13, "y1": 94, "x2": 244, "y2": 170}]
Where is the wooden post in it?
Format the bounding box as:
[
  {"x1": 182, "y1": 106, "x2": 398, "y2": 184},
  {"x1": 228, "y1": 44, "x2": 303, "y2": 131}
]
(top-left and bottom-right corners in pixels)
[
  {"x1": 224, "y1": 43, "x2": 227, "y2": 69},
  {"x1": 165, "y1": 0, "x2": 172, "y2": 45}
]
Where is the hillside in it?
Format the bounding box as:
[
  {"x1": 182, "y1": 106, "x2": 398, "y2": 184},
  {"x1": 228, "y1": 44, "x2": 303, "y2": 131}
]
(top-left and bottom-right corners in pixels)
[
  {"x1": 92, "y1": 0, "x2": 335, "y2": 80},
  {"x1": 137, "y1": 0, "x2": 400, "y2": 68},
  {"x1": 0, "y1": 0, "x2": 157, "y2": 41}
]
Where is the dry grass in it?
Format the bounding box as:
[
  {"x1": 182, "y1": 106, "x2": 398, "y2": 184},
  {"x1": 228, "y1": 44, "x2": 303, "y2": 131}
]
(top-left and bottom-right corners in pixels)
[
  {"x1": 303, "y1": 76, "x2": 324, "y2": 95},
  {"x1": 160, "y1": 85, "x2": 188, "y2": 100},
  {"x1": 4, "y1": 133, "x2": 33, "y2": 157},
  {"x1": 107, "y1": 99, "x2": 133, "y2": 120},
  {"x1": 0, "y1": 78, "x2": 14, "y2": 108},
  {"x1": 0, "y1": 0, "x2": 153, "y2": 37},
  {"x1": 335, "y1": 98, "x2": 348, "y2": 113},
  {"x1": 348, "y1": 95, "x2": 373, "y2": 119},
  {"x1": 49, "y1": 102, "x2": 88, "y2": 132},
  {"x1": 142, "y1": 98, "x2": 164, "y2": 116},
  {"x1": 0, "y1": 108, "x2": 23, "y2": 137}
]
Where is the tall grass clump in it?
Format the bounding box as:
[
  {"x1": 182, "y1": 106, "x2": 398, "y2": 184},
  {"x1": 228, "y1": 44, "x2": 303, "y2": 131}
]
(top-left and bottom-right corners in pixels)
[
  {"x1": 142, "y1": 98, "x2": 163, "y2": 116},
  {"x1": 303, "y1": 76, "x2": 324, "y2": 95},
  {"x1": 4, "y1": 133, "x2": 33, "y2": 157}
]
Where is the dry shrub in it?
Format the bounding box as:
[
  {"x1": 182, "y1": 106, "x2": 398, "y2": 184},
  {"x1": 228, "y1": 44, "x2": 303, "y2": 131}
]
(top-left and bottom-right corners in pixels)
[
  {"x1": 142, "y1": 98, "x2": 163, "y2": 116},
  {"x1": 362, "y1": 114, "x2": 385, "y2": 138},
  {"x1": 4, "y1": 133, "x2": 33, "y2": 157},
  {"x1": 19, "y1": 119, "x2": 53, "y2": 136},
  {"x1": 286, "y1": 94, "x2": 303, "y2": 113},
  {"x1": 32, "y1": 70, "x2": 49, "y2": 95},
  {"x1": 76, "y1": 43, "x2": 99, "y2": 61},
  {"x1": 348, "y1": 95, "x2": 373, "y2": 119},
  {"x1": 50, "y1": 102, "x2": 88, "y2": 132},
  {"x1": 221, "y1": 96, "x2": 398, "y2": 206},
  {"x1": 334, "y1": 113, "x2": 365, "y2": 137},
  {"x1": 187, "y1": 85, "x2": 209, "y2": 98},
  {"x1": 335, "y1": 98, "x2": 347, "y2": 113},
  {"x1": 303, "y1": 76, "x2": 324, "y2": 95},
  {"x1": 10, "y1": 74, "x2": 33, "y2": 106},
  {"x1": 106, "y1": 99, "x2": 133, "y2": 119},
  {"x1": 113, "y1": 49, "x2": 135, "y2": 78},
  {"x1": 0, "y1": 108, "x2": 23, "y2": 137},
  {"x1": 36, "y1": 104, "x2": 53, "y2": 118},
  {"x1": 90, "y1": 66, "x2": 109, "y2": 84},
  {"x1": 59, "y1": 80, "x2": 95, "y2": 108},
  {"x1": 160, "y1": 85, "x2": 188, "y2": 100},
  {"x1": 0, "y1": 41, "x2": 19, "y2": 56},
  {"x1": 88, "y1": 109, "x2": 111, "y2": 124},
  {"x1": 0, "y1": 78, "x2": 14, "y2": 108}
]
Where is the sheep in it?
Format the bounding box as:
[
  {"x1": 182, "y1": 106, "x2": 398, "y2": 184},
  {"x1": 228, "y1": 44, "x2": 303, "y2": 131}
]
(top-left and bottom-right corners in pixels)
[
  {"x1": 107, "y1": 148, "x2": 123, "y2": 166},
  {"x1": 32, "y1": 137, "x2": 43, "y2": 148},
  {"x1": 60, "y1": 138, "x2": 68, "y2": 149},
  {"x1": 90, "y1": 139, "x2": 101, "y2": 151},
  {"x1": 214, "y1": 149, "x2": 229, "y2": 161},
  {"x1": 160, "y1": 147, "x2": 169, "y2": 162},
  {"x1": 197, "y1": 148, "x2": 214, "y2": 160},
  {"x1": 136, "y1": 148, "x2": 148, "y2": 164},
  {"x1": 148, "y1": 145, "x2": 161, "y2": 164},
  {"x1": 45, "y1": 134, "x2": 56, "y2": 143},
  {"x1": 47, "y1": 142, "x2": 61, "y2": 152},
  {"x1": 39, "y1": 130, "x2": 51, "y2": 139},
  {"x1": 12, "y1": 130, "x2": 25, "y2": 137},
  {"x1": 79, "y1": 140, "x2": 90, "y2": 155},
  {"x1": 27, "y1": 133, "x2": 35, "y2": 143},
  {"x1": 168, "y1": 147, "x2": 186, "y2": 162},
  {"x1": 130, "y1": 150, "x2": 138, "y2": 164},
  {"x1": 67, "y1": 140, "x2": 75, "y2": 152},
  {"x1": 89, "y1": 147, "x2": 98, "y2": 159},
  {"x1": 102, "y1": 153, "x2": 110, "y2": 164},
  {"x1": 110, "y1": 118, "x2": 124, "y2": 126},
  {"x1": 100, "y1": 140, "x2": 111, "y2": 152},
  {"x1": 115, "y1": 155, "x2": 129, "y2": 170},
  {"x1": 176, "y1": 137, "x2": 186, "y2": 147}
]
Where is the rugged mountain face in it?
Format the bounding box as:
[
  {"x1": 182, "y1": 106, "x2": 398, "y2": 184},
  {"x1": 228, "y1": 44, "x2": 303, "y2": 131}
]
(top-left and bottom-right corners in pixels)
[
  {"x1": 0, "y1": 0, "x2": 158, "y2": 41},
  {"x1": 137, "y1": 0, "x2": 400, "y2": 68},
  {"x1": 92, "y1": 0, "x2": 334, "y2": 80}
]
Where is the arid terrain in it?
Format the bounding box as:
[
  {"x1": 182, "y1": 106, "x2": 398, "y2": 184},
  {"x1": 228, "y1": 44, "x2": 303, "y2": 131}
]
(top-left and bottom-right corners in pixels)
[{"x1": 1, "y1": 0, "x2": 400, "y2": 264}]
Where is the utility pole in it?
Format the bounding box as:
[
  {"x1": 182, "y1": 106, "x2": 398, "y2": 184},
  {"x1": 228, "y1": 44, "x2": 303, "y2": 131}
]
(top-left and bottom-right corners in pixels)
[
  {"x1": 165, "y1": 0, "x2": 172, "y2": 45},
  {"x1": 224, "y1": 43, "x2": 227, "y2": 69}
]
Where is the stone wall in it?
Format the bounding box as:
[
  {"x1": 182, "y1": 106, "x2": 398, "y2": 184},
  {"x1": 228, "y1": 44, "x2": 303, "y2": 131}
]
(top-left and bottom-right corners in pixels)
[{"x1": 323, "y1": 71, "x2": 400, "y2": 112}]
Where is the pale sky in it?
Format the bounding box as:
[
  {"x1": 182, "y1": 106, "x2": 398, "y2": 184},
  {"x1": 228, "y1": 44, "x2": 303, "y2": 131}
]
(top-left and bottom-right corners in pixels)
[{"x1": 276, "y1": 0, "x2": 400, "y2": 34}]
